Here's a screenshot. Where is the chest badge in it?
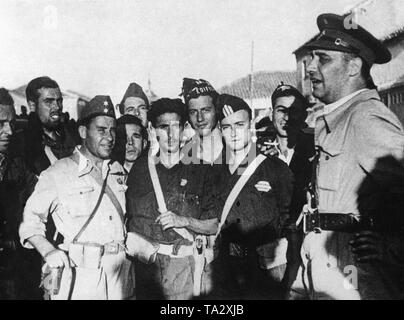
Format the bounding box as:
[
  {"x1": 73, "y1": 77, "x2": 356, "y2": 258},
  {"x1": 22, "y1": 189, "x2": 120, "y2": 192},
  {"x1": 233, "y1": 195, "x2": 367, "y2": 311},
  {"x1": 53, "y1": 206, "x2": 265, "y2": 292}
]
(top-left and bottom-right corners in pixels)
[
  {"x1": 255, "y1": 181, "x2": 271, "y2": 193},
  {"x1": 180, "y1": 179, "x2": 188, "y2": 187}
]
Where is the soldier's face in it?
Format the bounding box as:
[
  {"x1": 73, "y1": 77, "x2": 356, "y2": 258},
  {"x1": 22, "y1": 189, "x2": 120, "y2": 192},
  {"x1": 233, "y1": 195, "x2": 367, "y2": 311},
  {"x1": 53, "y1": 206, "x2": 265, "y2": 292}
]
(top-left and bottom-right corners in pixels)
[
  {"x1": 82, "y1": 116, "x2": 116, "y2": 160},
  {"x1": 272, "y1": 96, "x2": 295, "y2": 138},
  {"x1": 0, "y1": 105, "x2": 15, "y2": 153},
  {"x1": 188, "y1": 95, "x2": 217, "y2": 137},
  {"x1": 123, "y1": 97, "x2": 148, "y2": 127},
  {"x1": 221, "y1": 110, "x2": 251, "y2": 152},
  {"x1": 154, "y1": 113, "x2": 183, "y2": 154},
  {"x1": 125, "y1": 123, "x2": 144, "y2": 162},
  {"x1": 307, "y1": 49, "x2": 350, "y2": 104},
  {"x1": 36, "y1": 87, "x2": 63, "y2": 129}
]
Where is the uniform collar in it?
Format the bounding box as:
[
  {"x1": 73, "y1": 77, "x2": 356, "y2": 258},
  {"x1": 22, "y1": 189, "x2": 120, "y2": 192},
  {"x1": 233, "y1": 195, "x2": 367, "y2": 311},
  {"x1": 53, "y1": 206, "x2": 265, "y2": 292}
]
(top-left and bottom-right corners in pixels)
[
  {"x1": 322, "y1": 89, "x2": 368, "y2": 116},
  {"x1": 318, "y1": 89, "x2": 381, "y2": 134},
  {"x1": 74, "y1": 147, "x2": 112, "y2": 179}
]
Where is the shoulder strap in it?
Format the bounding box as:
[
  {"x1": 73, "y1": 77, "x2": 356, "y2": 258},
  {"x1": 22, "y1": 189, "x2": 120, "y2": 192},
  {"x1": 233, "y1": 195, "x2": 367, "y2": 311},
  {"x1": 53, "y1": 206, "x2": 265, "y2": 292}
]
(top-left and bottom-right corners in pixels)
[
  {"x1": 70, "y1": 157, "x2": 110, "y2": 243},
  {"x1": 44, "y1": 145, "x2": 58, "y2": 165},
  {"x1": 69, "y1": 155, "x2": 125, "y2": 242},
  {"x1": 215, "y1": 154, "x2": 267, "y2": 238},
  {"x1": 148, "y1": 156, "x2": 194, "y2": 242}
]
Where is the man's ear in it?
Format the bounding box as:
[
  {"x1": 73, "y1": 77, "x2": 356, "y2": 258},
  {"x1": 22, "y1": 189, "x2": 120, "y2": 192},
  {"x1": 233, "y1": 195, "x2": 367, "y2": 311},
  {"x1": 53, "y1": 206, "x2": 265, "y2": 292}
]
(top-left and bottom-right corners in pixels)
[
  {"x1": 27, "y1": 100, "x2": 36, "y2": 113},
  {"x1": 78, "y1": 125, "x2": 87, "y2": 140},
  {"x1": 142, "y1": 138, "x2": 147, "y2": 150},
  {"x1": 348, "y1": 56, "x2": 362, "y2": 77}
]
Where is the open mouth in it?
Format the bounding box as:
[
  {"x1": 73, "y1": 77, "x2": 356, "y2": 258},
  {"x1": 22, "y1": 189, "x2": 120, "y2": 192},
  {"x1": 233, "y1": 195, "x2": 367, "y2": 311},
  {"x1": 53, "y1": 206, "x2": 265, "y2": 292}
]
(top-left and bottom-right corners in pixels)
[{"x1": 50, "y1": 112, "x2": 60, "y2": 120}]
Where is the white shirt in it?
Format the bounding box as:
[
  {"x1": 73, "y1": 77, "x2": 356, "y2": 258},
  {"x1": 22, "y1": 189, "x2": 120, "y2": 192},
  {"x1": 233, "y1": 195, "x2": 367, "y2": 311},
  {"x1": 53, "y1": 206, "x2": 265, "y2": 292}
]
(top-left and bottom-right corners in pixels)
[
  {"x1": 322, "y1": 89, "x2": 368, "y2": 116},
  {"x1": 274, "y1": 138, "x2": 295, "y2": 166}
]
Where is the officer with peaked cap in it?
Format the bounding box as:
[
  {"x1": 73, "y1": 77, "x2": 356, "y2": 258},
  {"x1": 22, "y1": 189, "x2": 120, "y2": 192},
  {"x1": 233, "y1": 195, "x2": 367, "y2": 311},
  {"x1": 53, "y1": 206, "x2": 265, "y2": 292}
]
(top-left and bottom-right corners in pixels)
[
  {"x1": 207, "y1": 93, "x2": 293, "y2": 299},
  {"x1": 289, "y1": 13, "x2": 404, "y2": 299},
  {"x1": 19, "y1": 95, "x2": 136, "y2": 299}
]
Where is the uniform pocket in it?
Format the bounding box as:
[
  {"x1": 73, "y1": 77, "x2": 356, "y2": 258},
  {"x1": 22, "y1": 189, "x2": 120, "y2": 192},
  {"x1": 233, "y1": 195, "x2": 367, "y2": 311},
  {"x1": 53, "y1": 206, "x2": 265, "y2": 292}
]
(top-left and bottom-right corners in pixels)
[
  {"x1": 317, "y1": 148, "x2": 343, "y2": 191},
  {"x1": 60, "y1": 185, "x2": 95, "y2": 217}
]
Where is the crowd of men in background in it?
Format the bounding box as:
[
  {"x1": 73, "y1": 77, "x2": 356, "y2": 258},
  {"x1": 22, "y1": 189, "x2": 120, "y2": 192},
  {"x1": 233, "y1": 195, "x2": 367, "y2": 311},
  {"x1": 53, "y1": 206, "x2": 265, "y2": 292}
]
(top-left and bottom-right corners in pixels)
[{"x1": 1, "y1": 12, "x2": 404, "y2": 300}]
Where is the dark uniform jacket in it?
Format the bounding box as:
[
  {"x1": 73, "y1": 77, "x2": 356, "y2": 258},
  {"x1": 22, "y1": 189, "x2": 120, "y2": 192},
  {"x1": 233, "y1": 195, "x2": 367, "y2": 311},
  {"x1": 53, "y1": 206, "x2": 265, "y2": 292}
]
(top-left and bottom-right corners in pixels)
[
  {"x1": 0, "y1": 134, "x2": 40, "y2": 299},
  {"x1": 126, "y1": 153, "x2": 220, "y2": 245}
]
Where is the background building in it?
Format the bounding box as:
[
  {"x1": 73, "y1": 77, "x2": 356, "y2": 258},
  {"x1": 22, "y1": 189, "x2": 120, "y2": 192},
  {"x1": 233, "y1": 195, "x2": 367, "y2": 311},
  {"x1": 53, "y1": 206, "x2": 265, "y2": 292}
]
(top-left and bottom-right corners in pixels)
[{"x1": 219, "y1": 70, "x2": 297, "y2": 121}]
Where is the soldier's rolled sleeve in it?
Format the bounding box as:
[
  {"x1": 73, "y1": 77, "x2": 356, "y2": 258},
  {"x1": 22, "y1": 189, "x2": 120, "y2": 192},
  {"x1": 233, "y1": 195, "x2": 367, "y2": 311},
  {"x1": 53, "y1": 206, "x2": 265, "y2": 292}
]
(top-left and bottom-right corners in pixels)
[{"x1": 19, "y1": 170, "x2": 59, "y2": 249}]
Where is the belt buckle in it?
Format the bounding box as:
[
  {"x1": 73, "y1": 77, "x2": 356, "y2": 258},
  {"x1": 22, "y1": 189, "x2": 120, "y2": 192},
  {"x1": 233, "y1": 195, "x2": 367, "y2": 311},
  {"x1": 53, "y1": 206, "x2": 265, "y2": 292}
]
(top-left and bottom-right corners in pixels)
[
  {"x1": 304, "y1": 210, "x2": 322, "y2": 234},
  {"x1": 104, "y1": 243, "x2": 119, "y2": 255}
]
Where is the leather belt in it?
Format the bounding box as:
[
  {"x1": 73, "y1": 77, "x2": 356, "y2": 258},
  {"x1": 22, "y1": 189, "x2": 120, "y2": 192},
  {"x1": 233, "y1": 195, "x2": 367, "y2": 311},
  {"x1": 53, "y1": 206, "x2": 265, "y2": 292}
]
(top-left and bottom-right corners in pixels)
[
  {"x1": 157, "y1": 243, "x2": 194, "y2": 258},
  {"x1": 304, "y1": 212, "x2": 363, "y2": 233},
  {"x1": 103, "y1": 242, "x2": 126, "y2": 255}
]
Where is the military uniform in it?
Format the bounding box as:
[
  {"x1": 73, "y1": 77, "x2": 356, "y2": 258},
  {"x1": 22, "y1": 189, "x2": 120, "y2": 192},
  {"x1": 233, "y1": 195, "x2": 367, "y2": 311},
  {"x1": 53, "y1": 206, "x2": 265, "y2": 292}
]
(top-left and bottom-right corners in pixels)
[
  {"x1": 208, "y1": 145, "x2": 293, "y2": 299},
  {"x1": 0, "y1": 147, "x2": 39, "y2": 299},
  {"x1": 19, "y1": 95, "x2": 134, "y2": 300},
  {"x1": 289, "y1": 14, "x2": 404, "y2": 300},
  {"x1": 126, "y1": 154, "x2": 220, "y2": 300}
]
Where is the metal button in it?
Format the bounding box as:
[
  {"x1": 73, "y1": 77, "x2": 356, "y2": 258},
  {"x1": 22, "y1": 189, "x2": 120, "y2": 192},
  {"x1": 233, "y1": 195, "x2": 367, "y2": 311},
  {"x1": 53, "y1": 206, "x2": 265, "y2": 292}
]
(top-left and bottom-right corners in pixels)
[{"x1": 325, "y1": 156, "x2": 330, "y2": 161}]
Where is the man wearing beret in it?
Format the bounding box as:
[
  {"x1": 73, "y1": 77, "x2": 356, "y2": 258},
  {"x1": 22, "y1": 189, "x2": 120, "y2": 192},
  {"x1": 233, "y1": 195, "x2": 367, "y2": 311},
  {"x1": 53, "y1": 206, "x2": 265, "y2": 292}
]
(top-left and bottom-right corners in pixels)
[
  {"x1": 258, "y1": 84, "x2": 315, "y2": 293},
  {"x1": 209, "y1": 93, "x2": 293, "y2": 299},
  {"x1": 126, "y1": 98, "x2": 220, "y2": 300},
  {"x1": 180, "y1": 78, "x2": 223, "y2": 164},
  {"x1": 19, "y1": 96, "x2": 134, "y2": 299},
  {"x1": 289, "y1": 13, "x2": 404, "y2": 299},
  {"x1": 119, "y1": 82, "x2": 149, "y2": 128}
]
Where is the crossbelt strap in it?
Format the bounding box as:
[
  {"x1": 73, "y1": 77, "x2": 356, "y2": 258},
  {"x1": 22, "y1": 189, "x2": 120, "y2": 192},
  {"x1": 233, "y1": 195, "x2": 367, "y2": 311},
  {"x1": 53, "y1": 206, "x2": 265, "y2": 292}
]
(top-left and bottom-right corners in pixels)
[
  {"x1": 148, "y1": 156, "x2": 194, "y2": 242},
  {"x1": 44, "y1": 145, "x2": 59, "y2": 165},
  {"x1": 215, "y1": 154, "x2": 267, "y2": 238},
  {"x1": 69, "y1": 154, "x2": 125, "y2": 242}
]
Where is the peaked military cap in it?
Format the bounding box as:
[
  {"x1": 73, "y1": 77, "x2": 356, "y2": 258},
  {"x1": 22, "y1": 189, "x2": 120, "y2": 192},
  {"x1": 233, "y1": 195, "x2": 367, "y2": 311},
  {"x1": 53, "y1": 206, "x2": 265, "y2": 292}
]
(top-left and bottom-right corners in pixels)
[
  {"x1": 180, "y1": 78, "x2": 217, "y2": 104},
  {"x1": 79, "y1": 95, "x2": 116, "y2": 124},
  {"x1": 303, "y1": 13, "x2": 391, "y2": 66},
  {"x1": 216, "y1": 94, "x2": 251, "y2": 121}
]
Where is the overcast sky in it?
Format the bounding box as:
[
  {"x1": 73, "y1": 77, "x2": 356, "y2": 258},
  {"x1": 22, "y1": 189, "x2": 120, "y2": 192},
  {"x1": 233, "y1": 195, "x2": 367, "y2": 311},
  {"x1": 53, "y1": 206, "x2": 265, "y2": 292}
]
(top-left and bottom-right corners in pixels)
[{"x1": 0, "y1": 0, "x2": 362, "y2": 103}]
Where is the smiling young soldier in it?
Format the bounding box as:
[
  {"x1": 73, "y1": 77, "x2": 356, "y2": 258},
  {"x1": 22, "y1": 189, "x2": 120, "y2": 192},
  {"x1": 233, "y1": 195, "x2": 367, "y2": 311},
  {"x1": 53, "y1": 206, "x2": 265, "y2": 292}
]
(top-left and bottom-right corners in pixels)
[
  {"x1": 180, "y1": 78, "x2": 223, "y2": 164},
  {"x1": 257, "y1": 84, "x2": 315, "y2": 294},
  {"x1": 208, "y1": 94, "x2": 293, "y2": 299},
  {"x1": 19, "y1": 96, "x2": 134, "y2": 300},
  {"x1": 111, "y1": 115, "x2": 147, "y2": 173},
  {"x1": 126, "y1": 98, "x2": 220, "y2": 300},
  {"x1": 289, "y1": 14, "x2": 404, "y2": 300}
]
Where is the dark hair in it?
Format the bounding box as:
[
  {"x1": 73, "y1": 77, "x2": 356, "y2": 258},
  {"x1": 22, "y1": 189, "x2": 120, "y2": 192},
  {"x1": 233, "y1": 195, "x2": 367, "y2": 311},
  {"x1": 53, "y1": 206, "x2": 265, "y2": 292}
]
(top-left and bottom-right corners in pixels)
[
  {"x1": 116, "y1": 115, "x2": 147, "y2": 140},
  {"x1": 343, "y1": 53, "x2": 376, "y2": 89},
  {"x1": 0, "y1": 88, "x2": 14, "y2": 106},
  {"x1": 148, "y1": 98, "x2": 186, "y2": 128},
  {"x1": 25, "y1": 76, "x2": 59, "y2": 105}
]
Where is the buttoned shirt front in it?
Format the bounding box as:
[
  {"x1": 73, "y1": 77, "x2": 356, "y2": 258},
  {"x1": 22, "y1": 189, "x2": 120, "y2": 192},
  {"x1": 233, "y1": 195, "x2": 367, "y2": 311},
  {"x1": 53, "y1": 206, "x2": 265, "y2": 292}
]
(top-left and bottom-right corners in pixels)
[
  {"x1": 19, "y1": 149, "x2": 127, "y2": 249},
  {"x1": 314, "y1": 89, "x2": 404, "y2": 217}
]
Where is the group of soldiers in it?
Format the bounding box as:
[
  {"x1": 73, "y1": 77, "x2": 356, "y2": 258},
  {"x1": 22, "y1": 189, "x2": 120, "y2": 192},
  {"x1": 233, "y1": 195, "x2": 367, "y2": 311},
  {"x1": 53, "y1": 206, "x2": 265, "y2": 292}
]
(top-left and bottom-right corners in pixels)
[{"x1": 1, "y1": 13, "x2": 404, "y2": 300}]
